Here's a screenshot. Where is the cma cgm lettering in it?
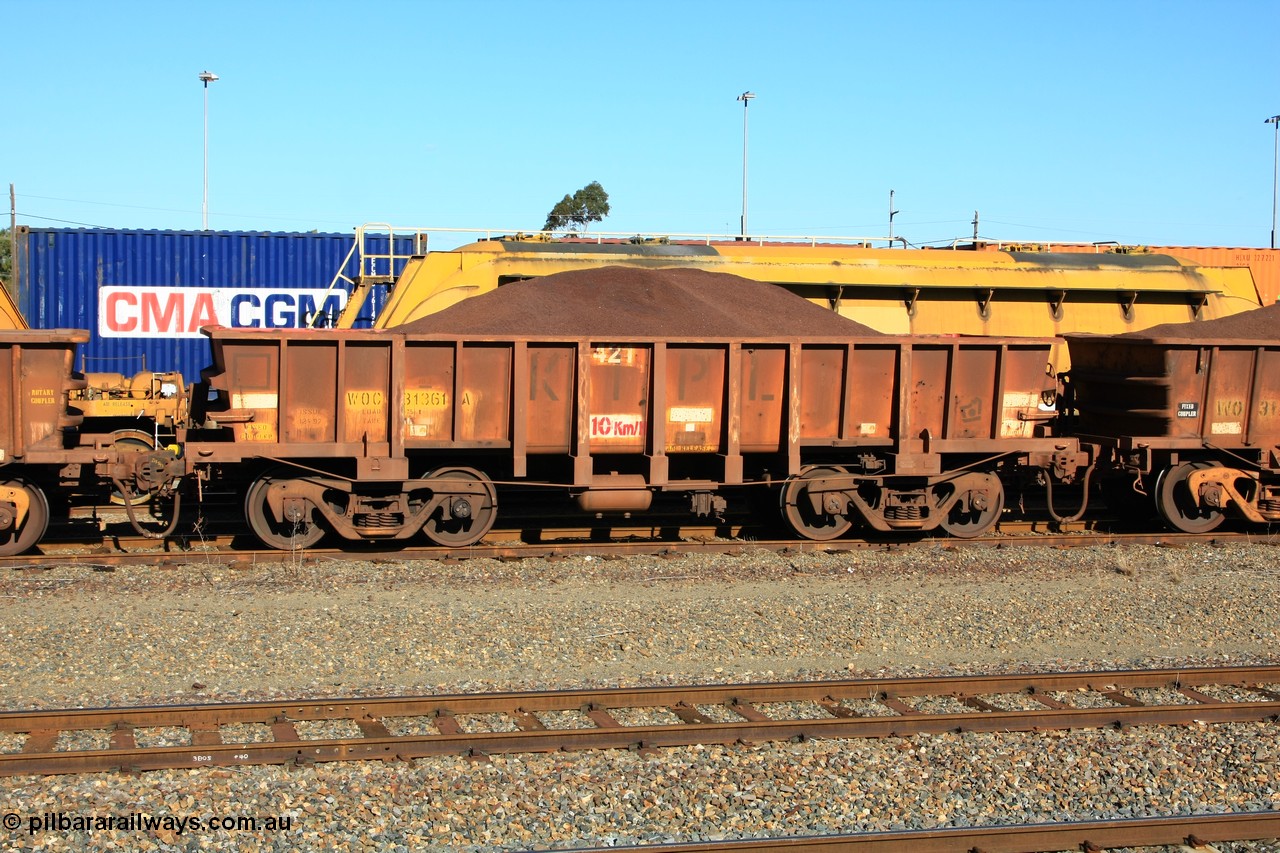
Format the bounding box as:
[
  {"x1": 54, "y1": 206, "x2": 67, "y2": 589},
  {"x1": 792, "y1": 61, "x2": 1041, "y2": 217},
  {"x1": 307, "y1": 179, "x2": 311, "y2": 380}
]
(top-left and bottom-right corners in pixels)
[{"x1": 98, "y1": 286, "x2": 347, "y2": 338}]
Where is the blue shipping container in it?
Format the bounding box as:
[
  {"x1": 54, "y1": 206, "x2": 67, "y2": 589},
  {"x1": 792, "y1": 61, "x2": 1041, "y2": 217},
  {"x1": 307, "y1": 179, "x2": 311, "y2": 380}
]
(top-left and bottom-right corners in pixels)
[{"x1": 15, "y1": 228, "x2": 413, "y2": 385}]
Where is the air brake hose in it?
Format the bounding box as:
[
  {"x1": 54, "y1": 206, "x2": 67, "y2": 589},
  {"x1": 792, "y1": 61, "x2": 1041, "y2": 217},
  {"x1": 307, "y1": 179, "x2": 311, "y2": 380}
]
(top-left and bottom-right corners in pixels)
[
  {"x1": 113, "y1": 479, "x2": 183, "y2": 540},
  {"x1": 1042, "y1": 462, "x2": 1096, "y2": 524}
]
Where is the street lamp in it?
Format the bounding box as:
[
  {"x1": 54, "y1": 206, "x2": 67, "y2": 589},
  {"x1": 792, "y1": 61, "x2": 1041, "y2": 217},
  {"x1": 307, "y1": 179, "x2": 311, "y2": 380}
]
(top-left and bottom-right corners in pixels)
[
  {"x1": 1267, "y1": 115, "x2": 1280, "y2": 250},
  {"x1": 199, "y1": 70, "x2": 219, "y2": 230},
  {"x1": 737, "y1": 91, "x2": 755, "y2": 238}
]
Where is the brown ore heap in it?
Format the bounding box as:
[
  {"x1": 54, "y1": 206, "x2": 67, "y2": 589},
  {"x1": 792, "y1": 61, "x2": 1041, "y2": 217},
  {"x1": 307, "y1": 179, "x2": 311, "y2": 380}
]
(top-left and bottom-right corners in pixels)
[
  {"x1": 1118, "y1": 301, "x2": 1280, "y2": 341},
  {"x1": 393, "y1": 266, "x2": 882, "y2": 337}
]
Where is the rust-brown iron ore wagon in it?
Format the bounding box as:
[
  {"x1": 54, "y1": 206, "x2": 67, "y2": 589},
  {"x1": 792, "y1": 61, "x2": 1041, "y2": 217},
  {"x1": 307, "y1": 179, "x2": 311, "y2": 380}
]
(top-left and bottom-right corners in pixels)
[
  {"x1": 0, "y1": 330, "x2": 181, "y2": 555},
  {"x1": 191, "y1": 326, "x2": 1091, "y2": 549},
  {"x1": 1066, "y1": 332, "x2": 1280, "y2": 533},
  {"x1": 0, "y1": 330, "x2": 87, "y2": 553}
]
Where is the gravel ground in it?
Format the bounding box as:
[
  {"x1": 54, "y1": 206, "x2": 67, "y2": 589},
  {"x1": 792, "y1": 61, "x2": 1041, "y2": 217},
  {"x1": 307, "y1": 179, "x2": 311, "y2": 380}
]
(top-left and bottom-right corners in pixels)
[{"x1": 1, "y1": 540, "x2": 1279, "y2": 851}]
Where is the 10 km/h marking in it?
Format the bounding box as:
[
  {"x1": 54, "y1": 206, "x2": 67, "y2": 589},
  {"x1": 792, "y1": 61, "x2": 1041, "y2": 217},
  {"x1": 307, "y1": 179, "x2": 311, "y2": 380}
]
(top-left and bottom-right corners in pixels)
[{"x1": 590, "y1": 414, "x2": 645, "y2": 438}]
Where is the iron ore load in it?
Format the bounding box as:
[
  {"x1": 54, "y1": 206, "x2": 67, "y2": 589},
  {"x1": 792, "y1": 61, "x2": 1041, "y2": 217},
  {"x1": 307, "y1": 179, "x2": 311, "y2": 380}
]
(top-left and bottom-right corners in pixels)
[
  {"x1": 1065, "y1": 302, "x2": 1280, "y2": 533},
  {"x1": 1, "y1": 266, "x2": 1278, "y2": 555}
]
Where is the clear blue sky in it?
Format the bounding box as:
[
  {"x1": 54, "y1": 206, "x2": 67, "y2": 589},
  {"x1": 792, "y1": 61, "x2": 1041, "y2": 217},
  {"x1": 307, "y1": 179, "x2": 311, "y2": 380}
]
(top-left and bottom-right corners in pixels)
[{"x1": 4, "y1": 0, "x2": 1279, "y2": 249}]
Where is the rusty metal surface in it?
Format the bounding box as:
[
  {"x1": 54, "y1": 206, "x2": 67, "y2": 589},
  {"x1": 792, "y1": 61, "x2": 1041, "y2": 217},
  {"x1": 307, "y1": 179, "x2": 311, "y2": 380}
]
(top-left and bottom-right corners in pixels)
[
  {"x1": 0, "y1": 330, "x2": 88, "y2": 460},
  {"x1": 195, "y1": 326, "x2": 1080, "y2": 547},
  {"x1": 1, "y1": 666, "x2": 1277, "y2": 777},
  {"x1": 0, "y1": 331, "x2": 191, "y2": 554},
  {"x1": 71, "y1": 370, "x2": 188, "y2": 428},
  {"x1": 201, "y1": 328, "x2": 1061, "y2": 469},
  {"x1": 565, "y1": 813, "x2": 1280, "y2": 853},
  {"x1": 1068, "y1": 336, "x2": 1280, "y2": 449},
  {"x1": 1018, "y1": 242, "x2": 1280, "y2": 306}
]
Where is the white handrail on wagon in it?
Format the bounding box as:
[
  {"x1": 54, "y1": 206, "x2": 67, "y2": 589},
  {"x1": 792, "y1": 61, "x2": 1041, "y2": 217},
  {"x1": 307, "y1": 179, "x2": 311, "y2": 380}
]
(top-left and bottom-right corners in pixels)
[
  {"x1": 309, "y1": 223, "x2": 432, "y2": 328},
  {"x1": 364, "y1": 226, "x2": 900, "y2": 248}
]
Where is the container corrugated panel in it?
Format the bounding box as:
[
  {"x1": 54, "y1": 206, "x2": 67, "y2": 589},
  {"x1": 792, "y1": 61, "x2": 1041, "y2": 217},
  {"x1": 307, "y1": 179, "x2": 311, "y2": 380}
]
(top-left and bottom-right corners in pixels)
[{"x1": 14, "y1": 228, "x2": 413, "y2": 384}]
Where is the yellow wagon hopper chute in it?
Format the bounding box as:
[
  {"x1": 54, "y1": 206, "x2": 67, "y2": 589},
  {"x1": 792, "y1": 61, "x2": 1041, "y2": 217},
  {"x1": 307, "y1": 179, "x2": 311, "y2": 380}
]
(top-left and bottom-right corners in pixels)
[
  {"x1": 71, "y1": 371, "x2": 188, "y2": 427},
  {"x1": 366, "y1": 240, "x2": 1262, "y2": 372},
  {"x1": 0, "y1": 280, "x2": 28, "y2": 331}
]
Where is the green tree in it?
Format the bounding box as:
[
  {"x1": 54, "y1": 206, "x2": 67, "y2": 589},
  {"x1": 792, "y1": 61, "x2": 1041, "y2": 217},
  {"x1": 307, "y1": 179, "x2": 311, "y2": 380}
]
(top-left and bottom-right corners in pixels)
[
  {"x1": 0, "y1": 228, "x2": 11, "y2": 285},
  {"x1": 542, "y1": 181, "x2": 610, "y2": 232}
]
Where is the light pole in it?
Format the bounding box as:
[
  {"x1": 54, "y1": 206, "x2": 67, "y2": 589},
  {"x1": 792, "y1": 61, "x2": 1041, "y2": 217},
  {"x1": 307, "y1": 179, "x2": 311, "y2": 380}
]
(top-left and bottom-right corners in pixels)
[
  {"x1": 1267, "y1": 115, "x2": 1280, "y2": 250},
  {"x1": 199, "y1": 70, "x2": 219, "y2": 230},
  {"x1": 889, "y1": 189, "x2": 899, "y2": 245},
  {"x1": 737, "y1": 91, "x2": 755, "y2": 238}
]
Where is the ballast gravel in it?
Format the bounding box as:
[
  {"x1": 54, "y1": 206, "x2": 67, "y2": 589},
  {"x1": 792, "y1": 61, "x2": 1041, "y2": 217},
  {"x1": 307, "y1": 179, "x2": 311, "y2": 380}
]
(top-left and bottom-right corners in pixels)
[{"x1": 1, "y1": 540, "x2": 1279, "y2": 851}]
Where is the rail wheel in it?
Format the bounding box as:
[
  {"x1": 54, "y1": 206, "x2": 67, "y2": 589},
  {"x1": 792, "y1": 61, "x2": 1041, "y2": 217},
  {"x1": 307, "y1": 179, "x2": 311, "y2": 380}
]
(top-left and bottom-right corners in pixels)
[
  {"x1": 109, "y1": 429, "x2": 155, "y2": 506},
  {"x1": 780, "y1": 466, "x2": 853, "y2": 541},
  {"x1": 422, "y1": 467, "x2": 497, "y2": 547},
  {"x1": 938, "y1": 474, "x2": 1005, "y2": 539},
  {"x1": 0, "y1": 479, "x2": 50, "y2": 556},
  {"x1": 1155, "y1": 461, "x2": 1224, "y2": 534},
  {"x1": 245, "y1": 468, "x2": 325, "y2": 550}
]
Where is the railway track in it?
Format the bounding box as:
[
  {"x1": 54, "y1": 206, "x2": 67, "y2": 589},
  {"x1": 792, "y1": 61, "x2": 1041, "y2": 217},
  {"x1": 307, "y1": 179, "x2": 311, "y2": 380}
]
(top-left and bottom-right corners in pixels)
[
  {"x1": 563, "y1": 813, "x2": 1280, "y2": 852},
  {"x1": 9, "y1": 519, "x2": 1278, "y2": 571},
  {"x1": 26, "y1": 492, "x2": 1276, "y2": 567},
  {"x1": 2, "y1": 665, "x2": 1277, "y2": 778}
]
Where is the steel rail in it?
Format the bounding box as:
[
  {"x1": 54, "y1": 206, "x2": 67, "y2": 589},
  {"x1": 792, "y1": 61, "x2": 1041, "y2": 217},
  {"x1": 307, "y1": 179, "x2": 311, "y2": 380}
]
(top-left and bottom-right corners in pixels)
[
  {"x1": 9, "y1": 527, "x2": 1279, "y2": 571},
  {"x1": 2, "y1": 666, "x2": 1277, "y2": 777},
  {"x1": 563, "y1": 812, "x2": 1280, "y2": 853}
]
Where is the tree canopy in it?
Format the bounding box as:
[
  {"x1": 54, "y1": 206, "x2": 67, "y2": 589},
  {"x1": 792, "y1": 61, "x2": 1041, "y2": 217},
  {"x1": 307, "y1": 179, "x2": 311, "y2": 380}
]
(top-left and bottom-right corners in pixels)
[
  {"x1": 543, "y1": 182, "x2": 610, "y2": 232},
  {"x1": 0, "y1": 229, "x2": 11, "y2": 284}
]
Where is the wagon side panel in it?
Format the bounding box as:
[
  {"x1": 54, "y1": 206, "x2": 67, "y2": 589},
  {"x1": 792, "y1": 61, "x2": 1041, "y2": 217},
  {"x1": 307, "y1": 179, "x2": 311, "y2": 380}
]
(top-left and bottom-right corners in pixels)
[
  {"x1": 663, "y1": 345, "x2": 725, "y2": 454},
  {"x1": 1251, "y1": 347, "x2": 1280, "y2": 448},
  {"x1": 845, "y1": 343, "x2": 896, "y2": 441},
  {"x1": 0, "y1": 331, "x2": 88, "y2": 461},
  {"x1": 738, "y1": 345, "x2": 786, "y2": 452},
  {"x1": 586, "y1": 344, "x2": 650, "y2": 453},
  {"x1": 456, "y1": 345, "x2": 512, "y2": 444},
  {"x1": 525, "y1": 344, "x2": 575, "y2": 454},
  {"x1": 219, "y1": 339, "x2": 281, "y2": 443},
  {"x1": 339, "y1": 342, "x2": 392, "y2": 444},
  {"x1": 797, "y1": 345, "x2": 846, "y2": 440},
  {"x1": 995, "y1": 343, "x2": 1056, "y2": 440},
  {"x1": 283, "y1": 341, "x2": 337, "y2": 443},
  {"x1": 403, "y1": 342, "x2": 456, "y2": 443}
]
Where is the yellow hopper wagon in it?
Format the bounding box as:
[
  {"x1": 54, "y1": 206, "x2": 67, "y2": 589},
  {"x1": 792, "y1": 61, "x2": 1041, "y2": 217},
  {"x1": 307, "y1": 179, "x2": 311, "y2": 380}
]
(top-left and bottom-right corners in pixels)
[{"x1": 356, "y1": 238, "x2": 1261, "y2": 373}]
